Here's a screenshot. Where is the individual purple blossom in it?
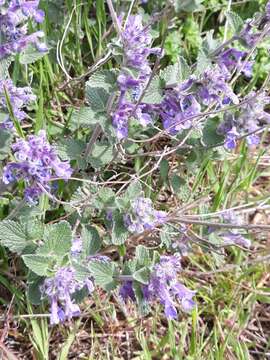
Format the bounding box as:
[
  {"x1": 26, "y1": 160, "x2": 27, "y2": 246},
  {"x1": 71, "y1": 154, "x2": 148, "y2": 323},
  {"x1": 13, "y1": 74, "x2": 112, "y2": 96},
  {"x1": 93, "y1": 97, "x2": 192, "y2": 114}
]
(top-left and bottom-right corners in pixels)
[
  {"x1": 0, "y1": 0, "x2": 46, "y2": 59},
  {"x1": 41, "y1": 266, "x2": 93, "y2": 325},
  {"x1": 124, "y1": 197, "x2": 167, "y2": 233},
  {"x1": 160, "y1": 89, "x2": 200, "y2": 135},
  {"x1": 119, "y1": 281, "x2": 136, "y2": 302},
  {"x1": 2, "y1": 130, "x2": 72, "y2": 204},
  {"x1": 70, "y1": 237, "x2": 83, "y2": 256},
  {"x1": 224, "y1": 127, "x2": 239, "y2": 150},
  {"x1": 218, "y1": 48, "x2": 253, "y2": 77},
  {"x1": 197, "y1": 65, "x2": 239, "y2": 106},
  {"x1": 0, "y1": 79, "x2": 36, "y2": 128},
  {"x1": 146, "y1": 256, "x2": 196, "y2": 318},
  {"x1": 222, "y1": 232, "x2": 251, "y2": 248},
  {"x1": 111, "y1": 15, "x2": 162, "y2": 139},
  {"x1": 239, "y1": 20, "x2": 261, "y2": 48}
]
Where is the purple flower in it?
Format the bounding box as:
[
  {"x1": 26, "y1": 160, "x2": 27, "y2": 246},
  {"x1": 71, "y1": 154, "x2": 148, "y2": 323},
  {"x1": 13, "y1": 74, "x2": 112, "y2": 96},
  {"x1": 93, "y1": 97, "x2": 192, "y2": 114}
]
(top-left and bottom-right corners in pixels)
[
  {"x1": 119, "y1": 281, "x2": 136, "y2": 302},
  {"x1": 3, "y1": 130, "x2": 72, "y2": 203},
  {"x1": 0, "y1": 79, "x2": 36, "y2": 126},
  {"x1": 0, "y1": 0, "x2": 46, "y2": 59},
  {"x1": 145, "y1": 256, "x2": 196, "y2": 319},
  {"x1": 239, "y1": 21, "x2": 260, "y2": 48},
  {"x1": 224, "y1": 127, "x2": 239, "y2": 150},
  {"x1": 70, "y1": 237, "x2": 83, "y2": 256},
  {"x1": 41, "y1": 267, "x2": 89, "y2": 325},
  {"x1": 111, "y1": 15, "x2": 162, "y2": 139},
  {"x1": 160, "y1": 90, "x2": 200, "y2": 135},
  {"x1": 222, "y1": 232, "x2": 251, "y2": 248},
  {"x1": 218, "y1": 48, "x2": 253, "y2": 77},
  {"x1": 124, "y1": 197, "x2": 167, "y2": 233}
]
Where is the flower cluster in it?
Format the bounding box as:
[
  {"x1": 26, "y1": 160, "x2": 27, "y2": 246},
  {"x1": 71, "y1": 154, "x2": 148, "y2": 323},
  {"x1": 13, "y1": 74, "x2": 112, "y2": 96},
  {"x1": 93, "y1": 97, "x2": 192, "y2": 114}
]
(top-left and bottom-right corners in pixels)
[
  {"x1": 41, "y1": 266, "x2": 94, "y2": 325},
  {"x1": 0, "y1": 0, "x2": 46, "y2": 59},
  {"x1": 119, "y1": 256, "x2": 196, "y2": 319},
  {"x1": 124, "y1": 197, "x2": 167, "y2": 233},
  {"x1": 217, "y1": 91, "x2": 270, "y2": 149},
  {"x1": 2, "y1": 130, "x2": 72, "y2": 203},
  {"x1": 112, "y1": 15, "x2": 162, "y2": 139},
  {"x1": 0, "y1": 79, "x2": 36, "y2": 129},
  {"x1": 221, "y1": 211, "x2": 251, "y2": 248}
]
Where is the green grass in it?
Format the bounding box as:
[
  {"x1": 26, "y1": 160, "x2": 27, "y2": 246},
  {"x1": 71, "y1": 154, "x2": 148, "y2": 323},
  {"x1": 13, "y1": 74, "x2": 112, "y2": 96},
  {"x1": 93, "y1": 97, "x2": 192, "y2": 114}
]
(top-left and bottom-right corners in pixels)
[{"x1": 0, "y1": 0, "x2": 270, "y2": 359}]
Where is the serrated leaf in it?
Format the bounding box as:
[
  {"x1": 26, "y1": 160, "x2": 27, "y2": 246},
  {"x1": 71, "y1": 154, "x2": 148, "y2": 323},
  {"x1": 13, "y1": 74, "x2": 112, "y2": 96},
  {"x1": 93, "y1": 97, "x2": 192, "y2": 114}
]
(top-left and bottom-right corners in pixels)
[
  {"x1": 81, "y1": 225, "x2": 101, "y2": 256},
  {"x1": 226, "y1": 11, "x2": 244, "y2": 34},
  {"x1": 85, "y1": 70, "x2": 117, "y2": 112},
  {"x1": 19, "y1": 44, "x2": 48, "y2": 64},
  {"x1": 88, "y1": 261, "x2": 117, "y2": 290},
  {"x1": 72, "y1": 263, "x2": 91, "y2": 282},
  {"x1": 161, "y1": 56, "x2": 190, "y2": 86},
  {"x1": 174, "y1": 0, "x2": 204, "y2": 12},
  {"x1": 125, "y1": 182, "x2": 142, "y2": 202},
  {"x1": 0, "y1": 128, "x2": 13, "y2": 160},
  {"x1": 57, "y1": 138, "x2": 87, "y2": 169},
  {"x1": 22, "y1": 254, "x2": 51, "y2": 276},
  {"x1": 24, "y1": 219, "x2": 44, "y2": 240},
  {"x1": 203, "y1": 118, "x2": 224, "y2": 146},
  {"x1": 71, "y1": 107, "x2": 108, "y2": 130},
  {"x1": 133, "y1": 267, "x2": 150, "y2": 285},
  {"x1": 27, "y1": 275, "x2": 43, "y2": 305},
  {"x1": 87, "y1": 141, "x2": 114, "y2": 169},
  {"x1": 38, "y1": 221, "x2": 72, "y2": 257},
  {"x1": 196, "y1": 50, "x2": 212, "y2": 75},
  {"x1": 0, "y1": 220, "x2": 29, "y2": 253},
  {"x1": 202, "y1": 30, "x2": 220, "y2": 55},
  {"x1": 0, "y1": 57, "x2": 12, "y2": 80},
  {"x1": 111, "y1": 211, "x2": 129, "y2": 245},
  {"x1": 143, "y1": 76, "x2": 163, "y2": 104},
  {"x1": 135, "y1": 245, "x2": 151, "y2": 267}
]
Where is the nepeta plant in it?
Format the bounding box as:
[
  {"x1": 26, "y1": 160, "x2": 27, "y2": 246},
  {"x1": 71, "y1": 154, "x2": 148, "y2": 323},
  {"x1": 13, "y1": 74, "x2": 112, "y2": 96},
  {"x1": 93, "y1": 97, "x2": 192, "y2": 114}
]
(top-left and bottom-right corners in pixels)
[{"x1": 0, "y1": 0, "x2": 270, "y2": 326}]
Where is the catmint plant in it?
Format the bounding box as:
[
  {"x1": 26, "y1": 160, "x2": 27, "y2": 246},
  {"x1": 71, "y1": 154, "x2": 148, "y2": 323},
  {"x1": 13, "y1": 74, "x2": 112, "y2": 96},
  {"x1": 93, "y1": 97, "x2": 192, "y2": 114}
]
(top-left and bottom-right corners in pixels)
[
  {"x1": 3, "y1": 130, "x2": 72, "y2": 203},
  {"x1": 0, "y1": 0, "x2": 46, "y2": 59}
]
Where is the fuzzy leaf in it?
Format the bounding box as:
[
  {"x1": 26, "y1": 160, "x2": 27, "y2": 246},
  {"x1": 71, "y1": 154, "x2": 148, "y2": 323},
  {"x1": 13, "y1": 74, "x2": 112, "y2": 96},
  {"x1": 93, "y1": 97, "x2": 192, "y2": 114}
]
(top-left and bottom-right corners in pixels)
[
  {"x1": 0, "y1": 128, "x2": 13, "y2": 160},
  {"x1": 0, "y1": 220, "x2": 29, "y2": 253},
  {"x1": 226, "y1": 11, "x2": 244, "y2": 34},
  {"x1": 143, "y1": 76, "x2": 163, "y2": 104},
  {"x1": 85, "y1": 70, "x2": 117, "y2": 112},
  {"x1": 135, "y1": 245, "x2": 151, "y2": 267},
  {"x1": 111, "y1": 211, "x2": 129, "y2": 245},
  {"x1": 133, "y1": 267, "x2": 150, "y2": 285},
  {"x1": 161, "y1": 56, "x2": 190, "y2": 86},
  {"x1": 174, "y1": 0, "x2": 204, "y2": 12},
  {"x1": 87, "y1": 141, "x2": 114, "y2": 169},
  {"x1": 88, "y1": 261, "x2": 117, "y2": 290},
  {"x1": 203, "y1": 118, "x2": 224, "y2": 146},
  {"x1": 22, "y1": 254, "x2": 51, "y2": 276},
  {"x1": 57, "y1": 138, "x2": 87, "y2": 169},
  {"x1": 81, "y1": 226, "x2": 101, "y2": 256},
  {"x1": 38, "y1": 221, "x2": 72, "y2": 257},
  {"x1": 71, "y1": 107, "x2": 107, "y2": 130},
  {"x1": 19, "y1": 44, "x2": 48, "y2": 64},
  {"x1": 0, "y1": 57, "x2": 12, "y2": 80}
]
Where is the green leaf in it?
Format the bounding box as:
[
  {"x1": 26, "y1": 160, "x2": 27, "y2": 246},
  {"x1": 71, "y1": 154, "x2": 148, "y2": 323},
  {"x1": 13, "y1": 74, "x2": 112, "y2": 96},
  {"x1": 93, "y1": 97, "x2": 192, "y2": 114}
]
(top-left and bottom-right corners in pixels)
[
  {"x1": 85, "y1": 70, "x2": 117, "y2": 112},
  {"x1": 87, "y1": 141, "x2": 114, "y2": 169},
  {"x1": 22, "y1": 254, "x2": 51, "y2": 276},
  {"x1": 135, "y1": 245, "x2": 151, "y2": 267},
  {"x1": 0, "y1": 128, "x2": 13, "y2": 160},
  {"x1": 0, "y1": 220, "x2": 29, "y2": 253},
  {"x1": 133, "y1": 282, "x2": 150, "y2": 315},
  {"x1": 72, "y1": 262, "x2": 91, "y2": 282},
  {"x1": 38, "y1": 221, "x2": 72, "y2": 257},
  {"x1": 160, "y1": 56, "x2": 190, "y2": 86},
  {"x1": 57, "y1": 138, "x2": 87, "y2": 169},
  {"x1": 226, "y1": 11, "x2": 244, "y2": 34},
  {"x1": 202, "y1": 30, "x2": 220, "y2": 55},
  {"x1": 196, "y1": 50, "x2": 212, "y2": 75},
  {"x1": 27, "y1": 275, "x2": 43, "y2": 305},
  {"x1": 133, "y1": 267, "x2": 150, "y2": 285},
  {"x1": 202, "y1": 118, "x2": 224, "y2": 146},
  {"x1": 88, "y1": 261, "x2": 117, "y2": 290},
  {"x1": 174, "y1": 0, "x2": 204, "y2": 12},
  {"x1": 19, "y1": 44, "x2": 48, "y2": 65},
  {"x1": 143, "y1": 76, "x2": 163, "y2": 104},
  {"x1": 81, "y1": 225, "x2": 101, "y2": 256},
  {"x1": 0, "y1": 56, "x2": 12, "y2": 80},
  {"x1": 111, "y1": 211, "x2": 129, "y2": 245},
  {"x1": 71, "y1": 107, "x2": 107, "y2": 130},
  {"x1": 125, "y1": 182, "x2": 142, "y2": 201}
]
